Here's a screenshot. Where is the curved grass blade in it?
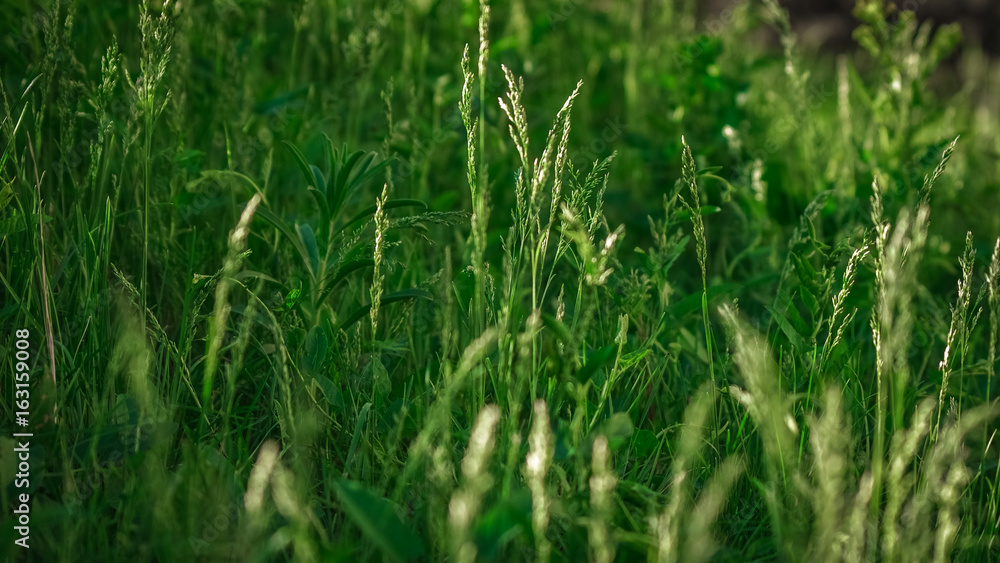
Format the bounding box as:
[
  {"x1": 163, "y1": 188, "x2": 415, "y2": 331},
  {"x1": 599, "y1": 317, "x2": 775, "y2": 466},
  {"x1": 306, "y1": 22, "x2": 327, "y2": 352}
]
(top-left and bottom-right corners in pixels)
[
  {"x1": 255, "y1": 206, "x2": 310, "y2": 272},
  {"x1": 338, "y1": 199, "x2": 428, "y2": 235},
  {"x1": 282, "y1": 139, "x2": 319, "y2": 190},
  {"x1": 318, "y1": 258, "x2": 375, "y2": 304},
  {"x1": 337, "y1": 289, "x2": 434, "y2": 331}
]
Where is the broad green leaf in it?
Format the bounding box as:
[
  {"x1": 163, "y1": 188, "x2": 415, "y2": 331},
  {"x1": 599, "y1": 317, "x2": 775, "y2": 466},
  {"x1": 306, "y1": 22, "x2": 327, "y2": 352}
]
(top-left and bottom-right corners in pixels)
[
  {"x1": 576, "y1": 344, "x2": 617, "y2": 383},
  {"x1": 256, "y1": 206, "x2": 310, "y2": 270},
  {"x1": 308, "y1": 186, "x2": 331, "y2": 227},
  {"x1": 297, "y1": 223, "x2": 321, "y2": 278},
  {"x1": 311, "y1": 373, "x2": 345, "y2": 410},
  {"x1": 790, "y1": 252, "x2": 820, "y2": 295},
  {"x1": 302, "y1": 325, "x2": 329, "y2": 376},
  {"x1": 0, "y1": 184, "x2": 13, "y2": 211},
  {"x1": 282, "y1": 288, "x2": 302, "y2": 312},
  {"x1": 766, "y1": 303, "x2": 810, "y2": 351},
  {"x1": 474, "y1": 489, "x2": 532, "y2": 559},
  {"x1": 332, "y1": 478, "x2": 425, "y2": 562},
  {"x1": 282, "y1": 140, "x2": 319, "y2": 190},
  {"x1": 632, "y1": 428, "x2": 659, "y2": 457},
  {"x1": 673, "y1": 205, "x2": 721, "y2": 224},
  {"x1": 309, "y1": 164, "x2": 327, "y2": 195},
  {"x1": 344, "y1": 403, "x2": 371, "y2": 479}
]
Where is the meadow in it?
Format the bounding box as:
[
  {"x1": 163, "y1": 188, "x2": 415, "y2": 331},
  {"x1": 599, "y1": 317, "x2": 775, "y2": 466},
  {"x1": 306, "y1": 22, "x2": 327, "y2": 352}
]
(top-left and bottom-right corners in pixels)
[{"x1": 1, "y1": 0, "x2": 999, "y2": 561}]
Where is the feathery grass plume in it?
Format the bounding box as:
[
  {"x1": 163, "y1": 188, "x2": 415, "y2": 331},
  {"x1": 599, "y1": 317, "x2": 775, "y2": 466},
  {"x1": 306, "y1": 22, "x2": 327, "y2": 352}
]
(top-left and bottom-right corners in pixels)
[
  {"x1": 589, "y1": 314, "x2": 629, "y2": 430},
  {"x1": 560, "y1": 203, "x2": 624, "y2": 288},
  {"x1": 988, "y1": 238, "x2": 1000, "y2": 396},
  {"x1": 869, "y1": 176, "x2": 889, "y2": 510},
  {"x1": 983, "y1": 238, "x2": 1000, "y2": 462},
  {"x1": 245, "y1": 440, "x2": 280, "y2": 514},
  {"x1": 718, "y1": 304, "x2": 802, "y2": 553},
  {"x1": 679, "y1": 138, "x2": 717, "y2": 414},
  {"x1": 643, "y1": 188, "x2": 686, "y2": 310},
  {"x1": 459, "y1": 44, "x2": 485, "y2": 333},
  {"x1": 477, "y1": 0, "x2": 489, "y2": 187},
  {"x1": 449, "y1": 404, "x2": 501, "y2": 563},
  {"x1": 459, "y1": 0, "x2": 492, "y2": 334},
  {"x1": 125, "y1": 0, "x2": 175, "y2": 332},
  {"x1": 526, "y1": 399, "x2": 554, "y2": 563},
  {"x1": 761, "y1": 0, "x2": 806, "y2": 96},
  {"x1": 584, "y1": 157, "x2": 612, "y2": 239},
  {"x1": 652, "y1": 382, "x2": 742, "y2": 563},
  {"x1": 87, "y1": 40, "x2": 120, "y2": 193},
  {"x1": 935, "y1": 231, "x2": 978, "y2": 439},
  {"x1": 532, "y1": 80, "x2": 581, "y2": 256},
  {"x1": 368, "y1": 179, "x2": 391, "y2": 397},
  {"x1": 393, "y1": 328, "x2": 498, "y2": 501},
  {"x1": 986, "y1": 239, "x2": 1000, "y2": 502},
  {"x1": 870, "y1": 173, "x2": 930, "y2": 502},
  {"x1": 370, "y1": 183, "x2": 389, "y2": 342},
  {"x1": 807, "y1": 388, "x2": 851, "y2": 563},
  {"x1": 588, "y1": 435, "x2": 616, "y2": 563},
  {"x1": 653, "y1": 384, "x2": 711, "y2": 563},
  {"x1": 269, "y1": 456, "x2": 321, "y2": 562},
  {"x1": 882, "y1": 397, "x2": 935, "y2": 560},
  {"x1": 819, "y1": 244, "x2": 870, "y2": 373},
  {"x1": 683, "y1": 457, "x2": 743, "y2": 563},
  {"x1": 836, "y1": 55, "x2": 854, "y2": 197},
  {"x1": 498, "y1": 308, "x2": 535, "y2": 461},
  {"x1": 918, "y1": 135, "x2": 959, "y2": 208},
  {"x1": 498, "y1": 61, "x2": 582, "y2": 324},
  {"x1": 549, "y1": 156, "x2": 614, "y2": 305},
  {"x1": 202, "y1": 194, "x2": 262, "y2": 409},
  {"x1": 930, "y1": 425, "x2": 972, "y2": 563},
  {"x1": 885, "y1": 204, "x2": 930, "y2": 457},
  {"x1": 678, "y1": 138, "x2": 707, "y2": 291},
  {"x1": 499, "y1": 66, "x2": 530, "y2": 179},
  {"x1": 842, "y1": 471, "x2": 875, "y2": 562},
  {"x1": 555, "y1": 284, "x2": 566, "y2": 323},
  {"x1": 901, "y1": 402, "x2": 998, "y2": 561}
]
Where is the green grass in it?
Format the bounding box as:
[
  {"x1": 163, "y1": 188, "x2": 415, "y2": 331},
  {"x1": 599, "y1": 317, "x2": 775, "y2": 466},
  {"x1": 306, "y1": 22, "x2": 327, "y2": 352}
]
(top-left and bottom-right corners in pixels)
[{"x1": 1, "y1": 0, "x2": 999, "y2": 561}]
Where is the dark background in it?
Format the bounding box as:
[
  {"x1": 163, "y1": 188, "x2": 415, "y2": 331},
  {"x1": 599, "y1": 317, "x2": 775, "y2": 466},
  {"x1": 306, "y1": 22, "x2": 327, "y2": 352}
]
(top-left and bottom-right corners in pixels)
[{"x1": 706, "y1": 0, "x2": 1000, "y2": 54}]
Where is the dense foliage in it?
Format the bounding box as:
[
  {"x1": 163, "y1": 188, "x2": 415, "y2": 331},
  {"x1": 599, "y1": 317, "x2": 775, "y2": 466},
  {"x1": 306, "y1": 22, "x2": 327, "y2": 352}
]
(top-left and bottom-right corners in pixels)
[{"x1": 1, "y1": 0, "x2": 999, "y2": 561}]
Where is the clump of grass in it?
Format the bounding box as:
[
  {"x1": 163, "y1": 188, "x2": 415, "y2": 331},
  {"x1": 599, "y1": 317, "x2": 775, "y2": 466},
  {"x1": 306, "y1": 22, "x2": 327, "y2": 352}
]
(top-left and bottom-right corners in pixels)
[
  {"x1": 124, "y1": 0, "x2": 175, "y2": 332},
  {"x1": 935, "y1": 231, "x2": 980, "y2": 438},
  {"x1": 460, "y1": 0, "x2": 493, "y2": 336}
]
